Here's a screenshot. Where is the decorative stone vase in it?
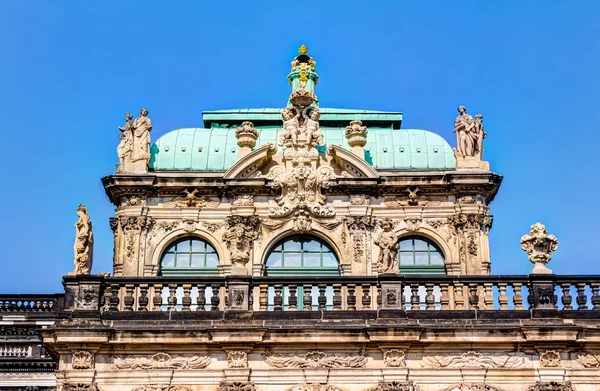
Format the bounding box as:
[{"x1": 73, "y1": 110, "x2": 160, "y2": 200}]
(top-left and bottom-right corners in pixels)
[
  {"x1": 520, "y1": 222, "x2": 558, "y2": 274},
  {"x1": 235, "y1": 121, "x2": 258, "y2": 149}
]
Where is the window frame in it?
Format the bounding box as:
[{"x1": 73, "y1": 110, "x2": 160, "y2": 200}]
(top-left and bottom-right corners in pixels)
[
  {"x1": 397, "y1": 236, "x2": 446, "y2": 274},
  {"x1": 265, "y1": 235, "x2": 339, "y2": 276},
  {"x1": 159, "y1": 237, "x2": 219, "y2": 276}
]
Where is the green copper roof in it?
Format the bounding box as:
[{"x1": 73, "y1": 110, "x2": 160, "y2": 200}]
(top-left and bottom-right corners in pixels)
[{"x1": 149, "y1": 127, "x2": 455, "y2": 172}]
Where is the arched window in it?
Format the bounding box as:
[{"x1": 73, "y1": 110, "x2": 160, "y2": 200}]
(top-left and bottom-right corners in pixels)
[
  {"x1": 398, "y1": 236, "x2": 445, "y2": 274},
  {"x1": 160, "y1": 237, "x2": 219, "y2": 276},
  {"x1": 265, "y1": 235, "x2": 339, "y2": 276}
]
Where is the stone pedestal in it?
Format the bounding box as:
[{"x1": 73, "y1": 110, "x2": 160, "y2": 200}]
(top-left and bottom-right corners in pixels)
[
  {"x1": 456, "y1": 156, "x2": 490, "y2": 170},
  {"x1": 529, "y1": 274, "x2": 557, "y2": 310},
  {"x1": 379, "y1": 275, "x2": 403, "y2": 309},
  {"x1": 62, "y1": 275, "x2": 104, "y2": 312},
  {"x1": 226, "y1": 276, "x2": 251, "y2": 310}
]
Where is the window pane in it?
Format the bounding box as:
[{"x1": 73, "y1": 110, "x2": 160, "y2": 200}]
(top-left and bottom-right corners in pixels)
[
  {"x1": 303, "y1": 253, "x2": 321, "y2": 267},
  {"x1": 266, "y1": 252, "x2": 282, "y2": 267},
  {"x1": 191, "y1": 240, "x2": 205, "y2": 252},
  {"x1": 414, "y1": 239, "x2": 428, "y2": 251},
  {"x1": 414, "y1": 252, "x2": 429, "y2": 265},
  {"x1": 205, "y1": 243, "x2": 217, "y2": 253},
  {"x1": 429, "y1": 251, "x2": 444, "y2": 265},
  {"x1": 176, "y1": 253, "x2": 190, "y2": 267},
  {"x1": 303, "y1": 240, "x2": 321, "y2": 252},
  {"x1": 175, "y1": 240, "x2": 190, "y2": 252},
  {"x1": 284, "y1": 239, "x2": 302, "y2": 252},
  {"x1": 399, "y1": 239, "x2": 412, "y2": 251},
  {"x1": 284, "y1": 253, "x2": 301, "y2": 267},
  {"x1": 162, "y1": 253, "x2": 175, "y2": 267},
  {"x1": 190, "y1": 254, "x2": 203, "y2": 267},
  {"x1": 400, "y1": 252, "x2": 414, "y2": 266},
  {"x1": 205, "y1": 253, "x2": 219, "y2": 267},
  {"x1": 273, "y1": 244, "x2": 283, "y2": 252},
  {"x1": 322, "y1": 252, "x2": 338, "y2": 267}
]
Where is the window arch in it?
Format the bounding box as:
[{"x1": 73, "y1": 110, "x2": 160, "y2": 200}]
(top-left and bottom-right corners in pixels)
[
  {"x1": 160, "y1": 237, "x2": 219, "y2": 276},
  {"x1": 265, "y1": 235, "x2": 339, "y2": 276},
  {"x1": 398, "y1": 236, "x2": 445, "y2": 274}
]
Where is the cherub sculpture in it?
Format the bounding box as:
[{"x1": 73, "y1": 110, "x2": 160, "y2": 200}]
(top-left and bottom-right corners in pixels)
[
  {"x1": 279, "y1": 107, "x2": 300, "y2": 146},
  {"x1": 303, "y1": 107, "x2": 323, "y2": 147}
]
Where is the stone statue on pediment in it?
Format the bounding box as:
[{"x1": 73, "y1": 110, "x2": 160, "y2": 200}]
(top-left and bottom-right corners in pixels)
[{"x1": 453, "y1": 105, "x2": 489, "y2": 169}]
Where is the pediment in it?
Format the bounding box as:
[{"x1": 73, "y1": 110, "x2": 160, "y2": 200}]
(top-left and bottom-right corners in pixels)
[
  {"x1": 327, "y1": 144, "x2": 380, "y2": 179},
  {"x1": 223, "y1": 143, "x2": 278, "y2": 180}
]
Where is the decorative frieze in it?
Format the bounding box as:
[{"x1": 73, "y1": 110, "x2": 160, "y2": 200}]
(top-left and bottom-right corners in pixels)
[
  {"x1": 72, "y1": 351, "x2": 94, "y2": 370},
  {"x1": 528, "y1": 382, "x2": 572, "y2": 391},
  {"x1": 539, "y1": 350, "x2": 561, "y2": 367},
  {"x1": 63, "y1": 384, "x2": 99, "y2": 391},
  {"x1": 383, "y1": 349, "x2": 406, "y2": 367},
  {"x1": 131, "y1": 387, "x2": 193, "y2": 391},
  {"x1": 266, "y1": 350, "x2": 367, "y2": 368},
  {"x1": 218, "y1": 382, "x2": 255, "y2": 391},
  {"x1": 288, "y1": 384, "x2": 348, "y2": 391},
  {"x1": 576, "y1": 351, "x2": 600, "y2": 368},
  {"x1": 113, "y1": 352, "x2": 211, "y2": 370},
  {"x1": 420, "y1": 351, "x2": 526, "y2": 369},
  {"x1": 227, "y1": 351, "x2": 248, "y2": 368},
  {"x1": 233, "y1": 192, "x2": 254, "y2": 207},
  {"x1": 365, "y1": 382, "x2": 420, "y2": 391}
]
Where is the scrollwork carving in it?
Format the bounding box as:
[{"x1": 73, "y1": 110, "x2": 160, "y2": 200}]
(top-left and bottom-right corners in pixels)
[
  {"x1": 227, "y1": 351, "x2": 248, "y2": 368},
  {"x1": 420, "y1": 351, "x2": 526, "y2": 369},
  {"x1": 528, "y1": 382, "x2": 572, "y2": 391},
  {"x1": 72, "y1": 351, "x2": 94, "y2": 370},
  {"x1": 365, "y1": 382, "x2": 420, "y2": 391},
  {"x1": 404, "y1": 217, "x2": 422, "y2": 232},
  {"x1": 539, "y1": 350, "x2": 561, "y2": 367},
  {"x1": 266, "y1": 350, "x2": 367, "y2": 368},
  {"x1": 383, "y1": 349, "x2": 406, "y2": 368},
  {"x1": 114, "y1": 352, "x2": 211, "y2": 370},
  {"x1": 576, "y1": 351, "x2": 600, "y2": 368},
  {"x1": 218, "y1": 383, "x2": 255, "y2": 391},
  {"x1": 164, "y1": 189, "x2": 220, "y2": 208}
]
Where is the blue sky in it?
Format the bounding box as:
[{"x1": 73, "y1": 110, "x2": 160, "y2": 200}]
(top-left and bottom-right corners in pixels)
[{"x1": 1, "y1": 1, "x2": 598, "y2": 293}]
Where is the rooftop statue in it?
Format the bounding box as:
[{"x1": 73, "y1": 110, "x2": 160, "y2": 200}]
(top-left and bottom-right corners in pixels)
[
  {"x1": 453, "y1": 105, "x2": 488, "y2": 169},
  {"x1": 72, "y1": 204, "x2": 93, "y2": 275},
  {"x1": 116, "y1": 108, "x2": 153, "y2": 173}
]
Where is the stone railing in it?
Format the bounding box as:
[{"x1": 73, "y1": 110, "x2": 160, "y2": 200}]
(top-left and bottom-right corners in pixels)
[
  {"x1": 88, "y1": 274, "x2": 600, "y2": 313},
  {"x1": 0, "y1": 345, "x2": 31, "y2": 357},
  {"x1": 0, "y1": 294, "x2": 64, "y2": 313}
]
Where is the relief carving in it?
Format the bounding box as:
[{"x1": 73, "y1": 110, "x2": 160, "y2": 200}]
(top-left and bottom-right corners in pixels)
[
  {"x1": 404, "y1": 217, "x2": 422, "y2": 232},
  {"x1": 293, "y1": 213, "x2": 312, "y2": 233},
  {"x1": 227, "y1": 351, "x2": 248, "y2": 368},
  {"x1": 576, "y1": 351, "x2": 600, "y2": 368},
  {"x1": 113, "y1": 352, "x2": 211, "y2": 370},
  {"x1": 233, "y1": 192, "x2": 254, "y2": 207},
  {"x1": 131, "y1": 387, "x2": 193, "y2": 391},
  {"x1": 63, "y1": 384, "x2": 99, "y2": 391},
  {"x1": 164, "y1": 189, "x2": 220, "y2": 208},
  {"x1": 222, "y1": 216, "x2": 261, "y2": 273},
  {"x1": 383, "y1": 349, "x2": 406, "y2": 368},
  {"x1": 374, "y1": 219, "x2": 400, "y2": 274},
  {"x1": 406, "y1": 187, "x2": 419, "y2": 206},
  {"x1": 528, "y1": 382, "x2": 572, "y2": 391},
  {"x1": 72, "y1": 351, "x2": 94, "y2": 370},
  {"x1": 349, "y1": 194, "x2": 370, "y2": 206},
  {"x1": 218, "y1": 382, "x2": 256, "y2": 391},
  {"x1": 288, "y1": 384, "x2": 348, "y2": 391},
  {"x1": 120, "y1": 216, "x2": 154, "y2": 263},
  {"x1": 266, "y1": 350, "x2": 367, "y2": 368},
  {"x1": 420, "y1": 351, "x2": 526, "y2": 369},
  {"x1": 365, "y1": 382, "x2": 420, "y2": 391},
  {"x1": 203, "y1": 221, "x2": 225, "y2": 233},
  {"x1": 345, "y1": 216, "x2": 376, "y2": 264},
  {"x1": 539, "y1": 350, "x2": 561, "y2": 367}
]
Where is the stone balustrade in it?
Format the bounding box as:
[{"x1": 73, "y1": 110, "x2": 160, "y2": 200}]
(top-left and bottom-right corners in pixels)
[
  {"x1": 92, "y1": 275, "x2": 600, "y2": 313},
  {"x1": 0, "y1": 294, "x2": 63, "y2": 313}
]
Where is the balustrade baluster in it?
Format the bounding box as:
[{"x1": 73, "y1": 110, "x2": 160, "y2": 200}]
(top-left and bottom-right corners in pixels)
[
  {"x1": 483, "y1": 282, "x2": 494, "y2": 310},
  {"x1": 108, "y1": 284, "x2": 120, "y2": 311},
  {"x1": 512, "y1": 282, "x2": 524, "y2": 310},
  {"x1": 123, "y1": 284, "x2": 135, "y2": 311},
  {"x1": 318, "y1": 284, "x2": 327, "y2": 311},
  {"x1": 468, "y1": 283, "x2": 479, "y2": 310},
  {"x1": 560, "y1": 283, "x2": 572, "y2": 310},
  {"x1": 576, "y1": 283, "x2": 588, "y2": 310},
  {"x1": 288, "y1": 284, "x2": 298, "y2": 311},
  {"x1": 347, "y1": 284, "x2": 357, "y2": 310},
  {"x1": 440, "y1": 283, "x2": 450, "y2": 310},
  {"x1": 196, "y1": 284, "x2": 206, "y2": 311},
  {"x1": 498, "y1": 283, "x2": 508, "y2": 310},
  {"x1": 152, "y1": 284, "x2": 163, "y2": 311},
  {"x1": 138, "y1": 284, "x2": 148, "y2": 311},
  {"x1": 303, "y1": 284, "x2": 312, "y2": 311},
  {"x1": 425, "y1": 283, "x2": 435, "y2": 310},
  {"x1": 211, "y1": 283, "x2": 221, "y2": 311},
  {"x1": 273, "y1": 284, "x2": 283, "y2": 311},
  {"x1": 377, "y1": 285, "x2": 382, "y2": 309},
  {"x1": 591, "y1": 283, "x2": 600, "y2": 310},
  {"x1": 361, "y1": 283, "x2": 372, "y2": 310},
  {"x1": 259, "y1": 284, "x2": 268, "y2": 311},
  {"x1": 410, "y1": 283, "x2": 420, "y2": 310},
  {"x1": 167, "y1": 284, "x2": 178, "y2": 311},
  {"x1": 332, "y1": 284, "x2": 342, "y2": 310},
  {"x1": 454, "y1": 282, "x2": 464, "y2": 310},
  {"x1": 181, "y1": 284, "x2": 192, "y2": 312}
]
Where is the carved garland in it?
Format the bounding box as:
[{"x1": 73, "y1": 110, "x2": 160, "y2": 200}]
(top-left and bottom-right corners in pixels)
[
  {"x1": 266, "y1": 350, "x2": 367, "y2": 368},
  {"x1": 113, "y1": 352, "x2": 211, "y2": 370},
  {"x1": 420, "y1": 351, "x2": 525, "y2": 369}
]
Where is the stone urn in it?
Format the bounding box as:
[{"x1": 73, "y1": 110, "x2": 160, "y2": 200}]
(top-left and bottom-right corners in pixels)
[
  {"x1": 235, "y1": 121, "x2": 259, "y2": 149},
  {"x1": 345, "y1": 120, "x2": 368, "y2": 156},
  {"x1": 520, "y1": 222, "x2": 558, "y2": 274}
]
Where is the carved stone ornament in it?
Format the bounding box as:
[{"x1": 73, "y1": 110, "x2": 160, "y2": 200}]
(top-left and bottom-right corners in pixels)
[
  {"x1": 137, "y1": 388, "x2": 189, "y2": 391},
  {"x1": 346, "y1": 216, "x2": 376, "y2": 264},
  {"x1": 72, "y1": 204, "x2": 94, "y2": 275},
  {"x1": 406, "y1": 187, "x2": 420, "y2": 206},
  {"x1": 346, "y1": 120, "x2": 368, "y2": 149},
  {"x1": 365, "y1": 382, "x2": 420, "y2": 391},
  {"x1": 235, "y1": 121, "x2": 259, "y2": 149},
  {"x1": 233, "y1": 192, "x2": 254, "y2": 207},
  {"x1": 72, "y1": 351, "x2": 94, "y2": 370},
  {"x1": 222, "y1": 215, "x2": 261, "y2": 274},
  {"x1": 203, "y1": 221, "x2": 225, "y2": 233},
  {"x1": 266, "y1": 350, "x2": 367, "y2": 368},
  {"x1": 349, "y1": 194, "x2": 370, "y2": 206},
  {"x1": 539, "y1": 350, "x2": 561, "y2": 367},
  {"x1": 227, "y1": 351, "x2": 248, "y2": 368},
  {"x1": 452, "y1": 105, "x2": 485, "y2": 159},
  {"x1": 448, "y1": 213, "x2": 493, "y2": 233},
  {"x1": 457, "y1": 194, "x2": 477, "y2": 204},
  {"x1": 374, "y1": 219, "x2": 400, "y2": 274},
  {"x1": 218, "y1": 382, "x2": 256, "y2": 391},
  {"x1": 528, "y1": 382, "x2": 572, "y2": 391},
  {"x1": 404, "y1": 217, "x2": 422, "y2": 232},
  {"x1": 440, "y1": 385, "x2": 503, "y2": 391},
  {"x1": 420, "y1": 351, "x2": 526, "y2": 369},
  {"x1": 116, "y1": 108, "x2": 152, "y2": 174},
  {"x1": 63, "y1": 384, "x2": 99, "y2": 391},
  {"x1": 293, "y1": 212, "x2": 312, "y2": 233},
  {"x1": 383, "y1": 349, "x2": 406, "y2": 368},
  {"x1": 520, "y1": 222, "x2": 558, "y2": 274},
  {"x1": 181, "y1": 219, "x2": 197, "y2": 233},
  {"x1": 576, "y1": 351, "x2": 600, "y2": 368},
  {"x1": 164, "y1": 189, "x2": 220, "y2": 208},
  {"x1": 113, "y1": 352, "x2": 211, "y2": 370},
  {"x1": 287, "y1": 384, "x2": 348, "y2": 391}
]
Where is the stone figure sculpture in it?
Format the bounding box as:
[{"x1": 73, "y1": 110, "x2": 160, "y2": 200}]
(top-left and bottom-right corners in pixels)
[
  {"x1": 117, "y1": 113, "x2": 134, "y2": 169},
  {"x1": 132, "y1": 108, "x2": 153, "y2": 163},
  {"x1": 374, "y1": 219, "x2": 400, "y2": 274},
  {"x1": 452, "y1": 105, "x2": 486, "y2": 160},
  {"x1": 280, "y1": 108, "x2": 300, "y2": 146},
  {"x1": 303, "y1": 107, "x2": 324, "y2": 147},
  {"x1": 279, "y1": 98, "x2": 323, "y2": 148},
  {"x1": 73, "y1": 204, "x2": 94, "y2": 275}
]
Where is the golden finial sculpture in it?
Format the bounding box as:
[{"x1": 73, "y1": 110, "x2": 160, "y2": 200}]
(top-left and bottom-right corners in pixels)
[{"x1": 298, "y1": 45, "x2": 309, "y2": 55}]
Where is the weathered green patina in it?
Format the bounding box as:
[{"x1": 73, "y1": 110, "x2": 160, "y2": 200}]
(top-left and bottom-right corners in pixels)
[{"x1": 150, "y1": 108, "x2": 455, "y2": 171}]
